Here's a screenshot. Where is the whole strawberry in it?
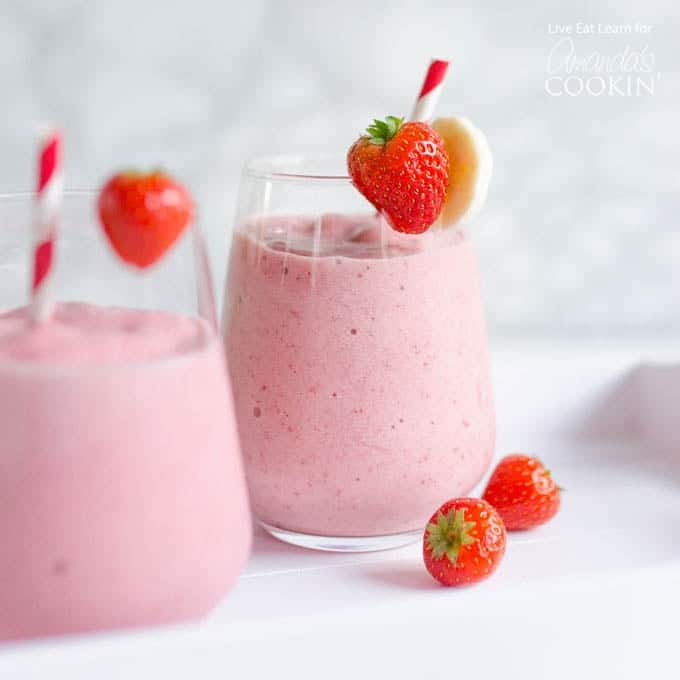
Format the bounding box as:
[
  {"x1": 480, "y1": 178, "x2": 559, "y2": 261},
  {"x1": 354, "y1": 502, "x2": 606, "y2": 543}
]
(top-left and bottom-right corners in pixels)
[
  {"x1": 423, "y1": 498, "x2": 506, "y2": 587},
  {"x1": 98, "y1": 170, "x2": 193, "y2": 268},
  {"x1": 347, "y1": 116, "x2": 449, "y2": 234},
  {"x1": 482, "y1": 454, "x2": 561, "y2": 530}
]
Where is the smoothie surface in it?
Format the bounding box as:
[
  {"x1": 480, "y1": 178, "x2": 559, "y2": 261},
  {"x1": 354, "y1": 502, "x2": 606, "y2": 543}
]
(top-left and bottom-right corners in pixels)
[{"x1": 0, "y1": 302, "x2": 211, "y2": 365}]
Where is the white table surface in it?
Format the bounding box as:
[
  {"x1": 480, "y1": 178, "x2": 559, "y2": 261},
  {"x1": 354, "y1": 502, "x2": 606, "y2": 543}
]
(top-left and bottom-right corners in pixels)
[{"x1": 1, "y1": 338, "x2": 679, "y2": 679}]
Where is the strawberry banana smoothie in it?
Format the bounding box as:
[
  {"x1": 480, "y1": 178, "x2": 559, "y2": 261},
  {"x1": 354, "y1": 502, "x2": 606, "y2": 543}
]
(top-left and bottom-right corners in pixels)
[
  {"x1": 0, "y1": 302, "x2": 251, "y2": 641},
  {"x1": 224, "y1": 215, "x2": 495, "y2": 539}
]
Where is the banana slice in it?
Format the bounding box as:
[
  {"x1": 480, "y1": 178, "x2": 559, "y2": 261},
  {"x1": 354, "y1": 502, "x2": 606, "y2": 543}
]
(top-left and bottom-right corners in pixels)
[{"x1": 432, "y1": 116, "x2": 493, "y2": 227}]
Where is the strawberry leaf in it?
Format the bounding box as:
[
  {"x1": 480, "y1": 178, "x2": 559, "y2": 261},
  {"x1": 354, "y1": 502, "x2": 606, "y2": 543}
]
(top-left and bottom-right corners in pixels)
[
  {"x1": 426, "y1": 507, "x2": 477, "y2": 564},
  {"x1": 363, "y1": 115, "x2": 404, "y2": 146}
]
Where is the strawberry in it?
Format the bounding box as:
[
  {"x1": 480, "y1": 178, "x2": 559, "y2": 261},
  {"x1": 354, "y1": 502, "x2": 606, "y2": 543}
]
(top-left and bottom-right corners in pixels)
[
  {"x1": 347, "y1": 116, "x2": 449, "y2": 234},
  {"x1": 98, "y1": 170, "x2": 193, "y2": 268},
  {"x1": 423, "y1": 498, "x2": 506, "y2": 587},
  {"x1": 482, "y1": 454, "x2": 561, "y2": 530}
]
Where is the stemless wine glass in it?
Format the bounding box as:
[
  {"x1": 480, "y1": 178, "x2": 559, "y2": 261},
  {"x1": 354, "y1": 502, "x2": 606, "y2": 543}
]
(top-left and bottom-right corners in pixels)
[
  {"x1": 0, "y1": 192, "x2": 251, "y2": 642},
  {"x1": 222, "y1": 155, "x2": 495, "y2": 552}
]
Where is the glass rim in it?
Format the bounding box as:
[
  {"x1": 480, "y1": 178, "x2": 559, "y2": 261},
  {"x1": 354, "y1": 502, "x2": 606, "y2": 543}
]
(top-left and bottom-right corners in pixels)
[
  {"x1": 0, "y1": 190, "x2": 96, "y2": 203},
  {"x1": 0, "y1": 190, "x2": 220, "y2": 368},
  {"x1": 244, "y1": 154, "x2": 352, "y2": 184}
]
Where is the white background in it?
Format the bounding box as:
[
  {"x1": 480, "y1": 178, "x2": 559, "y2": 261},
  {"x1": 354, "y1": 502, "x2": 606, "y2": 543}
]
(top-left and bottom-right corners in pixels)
[{"x1": 0, "y1": 0, "x2": 678, "y2": 333}]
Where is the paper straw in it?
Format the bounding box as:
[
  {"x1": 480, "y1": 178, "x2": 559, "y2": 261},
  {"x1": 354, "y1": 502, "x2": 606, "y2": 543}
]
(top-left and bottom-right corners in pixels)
[
  {"x1": 30, "y1": 127, "x2": 63, "y2": 322},
  {"x1": 410, "y1": 59, "x2": 450, "y2": 122}
]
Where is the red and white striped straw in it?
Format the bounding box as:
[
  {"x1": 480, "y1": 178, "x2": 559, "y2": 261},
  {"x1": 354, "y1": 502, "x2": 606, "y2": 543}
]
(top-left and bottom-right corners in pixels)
[
  {"x1": 410, "y1": 58, "x2": 450, "y2": 122},
  {"x1": 31, "y1": 127, "x2": 63, "y2": 322}
]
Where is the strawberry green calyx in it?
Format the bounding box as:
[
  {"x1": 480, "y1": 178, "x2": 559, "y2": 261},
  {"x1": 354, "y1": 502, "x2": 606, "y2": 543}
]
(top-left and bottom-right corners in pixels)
[
  {"x1": 364, "y1": 116, "x2": 404, "y2": 146},
  {"x1": 426, "y1": 508, "x2": 477, "y2": 565}
]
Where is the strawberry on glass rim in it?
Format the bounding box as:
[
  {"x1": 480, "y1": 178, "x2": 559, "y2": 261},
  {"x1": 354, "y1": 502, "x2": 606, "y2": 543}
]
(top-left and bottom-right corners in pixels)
[
  {"x1": 98, "y1": 170, "x2": 193, "y2": 269},
  {"x1": 347, "y1": 116, "x2": 449, "y2": 235}
]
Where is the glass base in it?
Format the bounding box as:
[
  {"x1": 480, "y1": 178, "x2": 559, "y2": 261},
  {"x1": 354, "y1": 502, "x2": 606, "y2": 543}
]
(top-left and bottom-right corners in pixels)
[{"x1": 259, "y1": 520, "x2": 422, "y2": 553}]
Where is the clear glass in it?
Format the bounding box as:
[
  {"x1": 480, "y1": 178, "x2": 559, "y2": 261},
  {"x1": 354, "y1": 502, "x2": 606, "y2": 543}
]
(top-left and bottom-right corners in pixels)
[
  {"x1": 0, "y1": 193, "x2": 251, "y2": 641},
  {"x1": 222, "y1": 155, "x2": 495, "y2": 552}
]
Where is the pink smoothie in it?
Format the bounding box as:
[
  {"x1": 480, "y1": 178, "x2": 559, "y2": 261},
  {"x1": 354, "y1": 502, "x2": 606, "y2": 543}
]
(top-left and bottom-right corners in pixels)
[
  {"x1": 0, "y1": 302, "x2": 251, "y2": 642},
  {"x1": 223, "y1": 215, "x2": 495, "y2": 537}
]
